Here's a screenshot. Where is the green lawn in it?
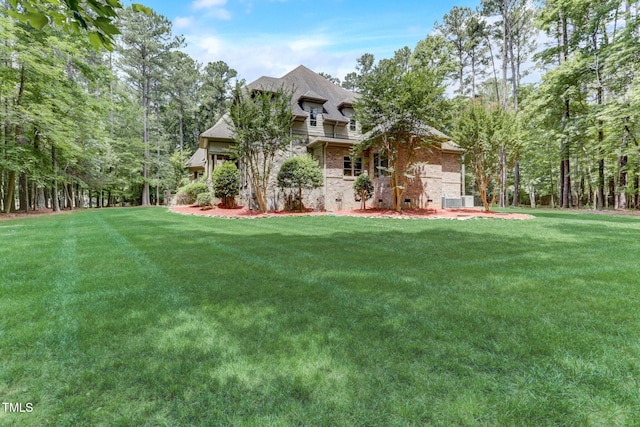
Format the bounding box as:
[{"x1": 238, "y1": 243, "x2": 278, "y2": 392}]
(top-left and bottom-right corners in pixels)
[{"x1": 1, "y1": 207, "x2": 640, "y2": 426}]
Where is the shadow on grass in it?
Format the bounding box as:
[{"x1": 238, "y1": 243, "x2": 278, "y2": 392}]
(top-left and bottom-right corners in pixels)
[{"x1": 3, "y1": 208, "x2": 640, "y2": 425}]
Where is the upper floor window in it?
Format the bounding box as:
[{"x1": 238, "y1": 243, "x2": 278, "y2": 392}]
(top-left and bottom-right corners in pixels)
[
  {"x1": 310, "y1": 107, "x2": 317, "y2": 126},
  {"x1": 349, "y1": 117, "x2": 356, "y2": 131},
  {"x1": 343, "y1": 156, "x2": 362, "y2": 177}
]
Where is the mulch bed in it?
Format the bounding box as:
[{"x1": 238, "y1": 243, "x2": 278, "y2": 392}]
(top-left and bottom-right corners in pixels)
[{"x1": 170, "y1": 205, "x2": 535, "y2": 220}]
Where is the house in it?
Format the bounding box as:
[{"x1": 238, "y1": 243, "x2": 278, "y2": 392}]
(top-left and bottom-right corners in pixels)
[
  {"x1": 186, "y1": 148, "x2": 206, "y2": 181},
  {"x1": 197, "y1": 65, "x2": 464, "y2": 211}
]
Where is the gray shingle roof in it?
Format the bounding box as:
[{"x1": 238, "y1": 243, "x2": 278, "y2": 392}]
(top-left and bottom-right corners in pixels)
[
  {"x1": 199, "y1": 66, "x2": 358, "y2": 142},
  {"x1": 186, "y1": 148, "x2": 206, "y2": 168},
  {"x1": 199, "y1": 114, "x2": 234, "y2": 148},
  {"x1": 247, "y1": 65, "x2": 357, "y2": 124}
]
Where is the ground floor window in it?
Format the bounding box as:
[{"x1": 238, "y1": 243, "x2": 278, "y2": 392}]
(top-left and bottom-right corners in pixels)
[
  {"x1": 343, "y1": 156, "x2": 362, "y2": 177},
  {"x1": 373, "y1": 152, "x2": 389, "y2": 177}
]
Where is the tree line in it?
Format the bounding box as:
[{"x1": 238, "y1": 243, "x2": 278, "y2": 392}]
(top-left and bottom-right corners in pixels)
[
  {"x1": 3, "y1": 0, "x2": 640, "y2": 214},
  {"x1": 1, "y1": 2, "x2": 237, "y2": 213},
  {"x1": 331, "y1": 0, "x2": 640, "y2": 210}
]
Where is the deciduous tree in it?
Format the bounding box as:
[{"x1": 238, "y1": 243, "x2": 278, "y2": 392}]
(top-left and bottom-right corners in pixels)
[
  {"x1": 354, "y1": 48, "x2": 451, "y2": 212},
  {"x1": 228, "y1": 84, "x2": 293, "y2": 213}
]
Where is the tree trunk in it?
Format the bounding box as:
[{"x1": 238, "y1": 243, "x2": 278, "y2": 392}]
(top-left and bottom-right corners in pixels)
[
  {"x1": 19, "y1": 173, "x2": 28, "y2": 211},
  {"x1": 559, "y1": 13, "x2": 571, "y2": 209},
  {"x1": 500, "y1": 146, "x2": 507, "y2": 207},
  {"x1": 179, "y1": 110, "x2": 184, "y2": 157},
  {"x1": 529, "y1": 186, "x2": 535, "y2": 208},
  {"x1": 512, "y1": 161, "x2": 520, "y2": 207},
  {"x1": 634, "y1": 175, "x2": 639, "y2": 210},
  {"x1": 618, "y1": 155, "x2": 628, "y2": 209},
  {"x1": 597, "y1": 157, "x2": 605, "y2": 209},
  {"x1": 141, "y1": 76, "x2": 151, "y2": 206},
  {"x1": 562, "y1": 158, "x2": 571, "y2": 208},
  {"x1": 52, "y1": 146, "x2": 60, "y2": 212},
  {"x1": 3, "y1": 171, "x2": 16, "y2": 213},
  {"x1": 501, "y1": 0, "x2": 509, "y2": 110},
  {"x1": 65, "y1": 183, "x2": 74, "y2": 210}
]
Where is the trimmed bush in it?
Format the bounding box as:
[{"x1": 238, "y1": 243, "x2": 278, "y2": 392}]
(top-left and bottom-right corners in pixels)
[
  {"x1": 277, "y1": 155, "x2": 323, "y2": 212},
  {"x1": 196, "y1": 192, "x2": 212, "y2": 209},
  {"x1": 212, "y1": 162, "x2": 240, "y2": 208},
  {"x1": 353, "y1": 173, "x2": 374, "y2": 210},
  {"x1": 176, "y1": 182, "x2": 209, "y2": 205}
]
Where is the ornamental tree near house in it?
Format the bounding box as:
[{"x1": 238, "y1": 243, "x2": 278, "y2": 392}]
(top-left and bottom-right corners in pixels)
[
  {"x1": 453, "y1": 101, "x2": 515, "y2": 211},
  {"x1": 228, "y1": 84, "x2": 294, "y2": 213},
  {"x1": 277, "y1": 155, "x2": 323, "y2": 212},
  {"x1": 354, "y1": 47, "x2": 452, "y2": 212},
  {"x1": 353, "y1": 173, "x2": 374, "y2": 210},
  {"x1": 212, "y1": 161, "x2": 240, "y2": 208}
]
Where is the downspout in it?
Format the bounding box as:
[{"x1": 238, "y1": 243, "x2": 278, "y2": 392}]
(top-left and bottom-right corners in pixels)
[{"x1": 324, "y1": 142, "x2": 328, "y2": 210}]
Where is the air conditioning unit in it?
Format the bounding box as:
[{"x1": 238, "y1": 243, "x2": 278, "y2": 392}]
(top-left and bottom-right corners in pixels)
[{"x1": 441, "y1": 196, "x2": 462, "y2": 208}]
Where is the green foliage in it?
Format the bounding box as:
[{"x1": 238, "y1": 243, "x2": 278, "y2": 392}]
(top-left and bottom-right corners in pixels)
[
  {"x1": 196, "y1": 191, "x2": 212, "y2": 209},
  {"x1": 277, "y1": 155, "x2": 323, "y2": 212},
  {"x1": 453, "y1": 101, "x2": 515, "y2": 211},
  {"x1": 169, "y1": 150, "x2": 191, "y2": 192},
  {"x1": 177, "y1": 181, "x2": 208, "y2": 205},
  {"x1": 341, "y1": 53, "x2": 375, "y2": 91},
  {"x1": 353, "y1": 173, "x2": 374, "y2": 210},
  {"x1": 117, "y1": 6, "x2": 183, "y2": 206},
  {"x1": 6, "y1": 0, "x2": 151, "y2": 51},
  {"x1": 212, "y1": 161, "x2": 240, "y2": 208},
  {"x1": 354, "y1": 47, "x2": 452, "y2": 211},
  {"x1": 228, "y1": 83, "x2": 293, "y2": 212},
  {"x1": 277, "y1": 155, "x2": 323, "y2": 191},
  {"x1": 197, "y1": 61, "x2": 237, "y2": 140}
]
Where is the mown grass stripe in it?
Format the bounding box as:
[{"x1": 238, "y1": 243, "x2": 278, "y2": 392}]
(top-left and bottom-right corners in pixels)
[{"x1": 1, "y1": 207, "x2": 640, "y2": 426}]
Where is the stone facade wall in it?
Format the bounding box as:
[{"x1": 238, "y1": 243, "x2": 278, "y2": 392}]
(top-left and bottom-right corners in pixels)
[
  {"x1": 441, "y1": 152, "x2": 462, "y2": 199},
  {"x1": 325, "y1": 146, "x2": 360, "y2": 211}
]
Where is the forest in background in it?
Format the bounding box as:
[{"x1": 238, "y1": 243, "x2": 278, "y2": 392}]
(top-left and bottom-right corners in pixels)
[{"x1": 1, "y1": 0, "x2": 639, "y2": 213}]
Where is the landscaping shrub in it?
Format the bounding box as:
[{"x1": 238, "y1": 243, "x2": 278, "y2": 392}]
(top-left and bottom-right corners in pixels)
[
  {"x1": 277, "y1": 155, "x2": 323, "y2": 211},
  {"x1": 196, "y1": 192, "x2": 212, "y2": 209},
  {"x1": 176, "y1": 181, "x2": 209, "y2": 205},
  {"x1": 212, "y1": 162, "x2": 240, "y2": 208},
  {"x1": 353, "y1": 173, "x2": 374, "y2": 209}
]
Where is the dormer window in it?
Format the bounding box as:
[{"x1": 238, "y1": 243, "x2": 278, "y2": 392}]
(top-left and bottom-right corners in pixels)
[
  {"x1": 349, "y1": 117, "x2": 356, "y2": 131},
  {"x1": 310, "y1": 107, "x2": 317, "y2": 126}
]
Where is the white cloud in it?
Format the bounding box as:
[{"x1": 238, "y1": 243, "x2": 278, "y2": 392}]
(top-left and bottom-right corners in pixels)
[
  {"x1": 192, "y1": 0, "x2": 227, "y2": 10},
  {"x1": 183, "y1": 31, "x2": 356, "y2": 83},
  {"x1": 174, "y1": 16, "x2": 194, "y2": 30},
  {"x1": 196, "y1": 36, "x2": 225, "y2": 57},
  {"x1": 190, "y1": 0, "x2": 231, "y2": 20},
  {"x1": 210, "y1": 8, "x2": 232, "y2": 20},
  {"x1": 289, "y1": 37, "x2": 332, "y2": 52}
]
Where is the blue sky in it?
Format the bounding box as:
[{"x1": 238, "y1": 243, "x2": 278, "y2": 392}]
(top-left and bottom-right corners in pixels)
[{"x1": 129, "y1": 0, "x2": 483, "y2": 82}]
